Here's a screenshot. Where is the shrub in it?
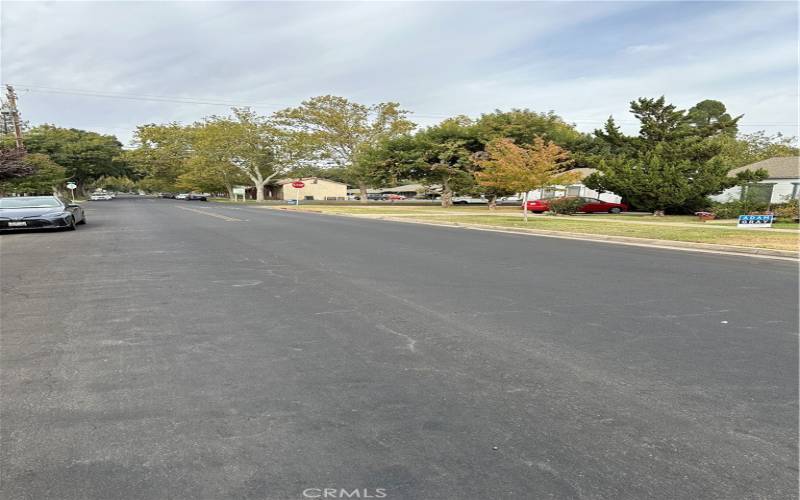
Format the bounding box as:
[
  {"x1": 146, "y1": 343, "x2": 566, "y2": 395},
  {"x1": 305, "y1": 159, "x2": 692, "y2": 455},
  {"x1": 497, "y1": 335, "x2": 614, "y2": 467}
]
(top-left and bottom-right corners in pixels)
[
  {"x1": 711, "y1": 199, "x2": 769, "y2": 219},
  {"x1": 547, "y1": 197, "x2": 585, "y2": 215},
  {"x1": 772, "y1": 199, "x2": 799, "y2": 221}
]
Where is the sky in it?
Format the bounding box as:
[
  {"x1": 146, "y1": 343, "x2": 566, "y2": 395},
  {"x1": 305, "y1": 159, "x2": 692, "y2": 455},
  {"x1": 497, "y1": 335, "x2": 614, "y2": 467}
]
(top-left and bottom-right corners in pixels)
[{"x1": 1, "y1": 1, "x2": 798, "y2": 146}]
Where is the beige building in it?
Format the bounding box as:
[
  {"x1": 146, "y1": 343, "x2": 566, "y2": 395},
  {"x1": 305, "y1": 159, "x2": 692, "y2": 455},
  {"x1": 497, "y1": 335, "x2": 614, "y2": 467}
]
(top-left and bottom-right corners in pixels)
[{"x1": 265, "y1": 177, "x2": 348, "y2": 201}]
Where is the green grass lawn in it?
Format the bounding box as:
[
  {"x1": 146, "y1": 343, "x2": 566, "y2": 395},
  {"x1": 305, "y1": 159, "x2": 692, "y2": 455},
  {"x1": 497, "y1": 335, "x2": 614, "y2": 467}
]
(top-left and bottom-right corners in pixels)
[
  {"x1": 277, "y1": 205, "x2": 799, "y2": 252},
  {"x1": 409, "y1": 215, "x2": 799, "y2": 251}
]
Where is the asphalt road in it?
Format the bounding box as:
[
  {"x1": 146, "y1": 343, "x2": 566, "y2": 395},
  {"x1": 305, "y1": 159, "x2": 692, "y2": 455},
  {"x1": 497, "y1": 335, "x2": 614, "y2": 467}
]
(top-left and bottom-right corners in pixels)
[{"x1": 1, "y1": 198, "x2": 797, "y2": 500}]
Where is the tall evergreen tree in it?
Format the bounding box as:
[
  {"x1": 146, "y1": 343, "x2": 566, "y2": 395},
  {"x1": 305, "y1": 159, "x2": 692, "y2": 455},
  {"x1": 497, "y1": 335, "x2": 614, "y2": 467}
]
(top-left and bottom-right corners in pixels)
[{"x1": 584, "y1": 97, "x2": 766, "y2": 214}]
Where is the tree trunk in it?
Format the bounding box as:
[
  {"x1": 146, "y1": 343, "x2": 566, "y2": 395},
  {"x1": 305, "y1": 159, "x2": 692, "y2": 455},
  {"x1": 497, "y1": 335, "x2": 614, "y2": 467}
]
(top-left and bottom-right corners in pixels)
[
  {"x1": 254, "y1": 181, "x2": 265, "y2": 202},
  {"x1": 522, "y1": 191, "x2": 529, "y2": 222},
  {"x1": 441, "y1": 179, "x2": 453, "y2": 208},
  {"x1": 487, "y1": 194, "x2": 497, "y2": 211},
  {"x1": 359, "y1": 184, "x2": 368, "y2": 204}
]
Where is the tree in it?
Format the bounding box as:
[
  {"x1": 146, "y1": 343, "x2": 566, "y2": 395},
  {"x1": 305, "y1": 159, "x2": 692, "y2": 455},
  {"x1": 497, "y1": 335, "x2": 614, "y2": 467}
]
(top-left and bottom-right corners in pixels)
[
  {"x1": 585, "y1": 96, "x2": 769, "y2": 214},
  {"x1": 712, "y1": 131, "x2": 798, "y2": 168},
  {"x1": 0, "y1": 153, "x2": 66, "y2": 195},
  {"x1": 474, "y1": 109, "x2": 584, "y2": 148},
  {"x1": 198, "y1": 109, "x2": 302, "y2": 201},
  {"x1": 471, "y1": 109, "x2": 590, "y2": 205},
  {"x1": 184, "y1": 119, "x2": 250, "y2": 198},
  {"x1": 125, "y1": 123, "x2": 193, "y2": 193},
  {"x1": 394, "y1": 117, "x2": 481, "y2": 207},
  {"x1": 91, "y1": 175, "x2": 135, "y2": 193},
  {"x1": 0, "y1": 147, "x2": 34, "y2": 181},
  {"x1": 629, "y1": 96, "x2": 691, "y2": 145},
  {"x1": 14, "y1": 125, "x2": 127, "y2": 193},
  {"x1": 275, "y1": 96, "x2": 415, "y2": 203},
  {"x1": 474, "y1": 137, "x2": 576, "y2": 221},
  {"x1": 687, "y1": 99, "x2": 741, "y2": 137}
]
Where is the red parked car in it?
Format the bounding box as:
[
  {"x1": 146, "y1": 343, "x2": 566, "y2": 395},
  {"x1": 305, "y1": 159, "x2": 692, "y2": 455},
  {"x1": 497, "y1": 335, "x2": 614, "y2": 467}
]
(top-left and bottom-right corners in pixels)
[{"x1": 524, "y1": 197, "x2": 628, "y2": 214}]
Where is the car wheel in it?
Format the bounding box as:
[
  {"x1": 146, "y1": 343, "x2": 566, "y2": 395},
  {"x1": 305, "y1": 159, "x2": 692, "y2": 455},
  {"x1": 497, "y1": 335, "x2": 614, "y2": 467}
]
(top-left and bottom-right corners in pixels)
[
  {"x1": 66, "y1": 217, "x2": 77, "y2": 230},
  {"x1": 609, "y1": 207, "x2": 622, "y2": 214}
]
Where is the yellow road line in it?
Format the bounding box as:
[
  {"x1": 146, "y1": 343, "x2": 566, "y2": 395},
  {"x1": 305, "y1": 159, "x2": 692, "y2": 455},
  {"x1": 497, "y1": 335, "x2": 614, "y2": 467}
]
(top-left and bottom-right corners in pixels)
[{"x1": 176, "y1": 206, "x2": 244, "y2": 222}]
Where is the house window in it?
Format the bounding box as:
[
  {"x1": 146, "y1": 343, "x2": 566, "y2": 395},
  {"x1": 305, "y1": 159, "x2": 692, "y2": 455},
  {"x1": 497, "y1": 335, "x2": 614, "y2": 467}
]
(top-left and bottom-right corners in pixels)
[
  {"x1": 740, "y1": 183, "x2": 774, "y2": 204},
  {"x1": 542, "y1": 187, "x2": 566, "y2": 199},
  {"x1": 566, "y1": 185, "x2": 582, "y2": 197}
]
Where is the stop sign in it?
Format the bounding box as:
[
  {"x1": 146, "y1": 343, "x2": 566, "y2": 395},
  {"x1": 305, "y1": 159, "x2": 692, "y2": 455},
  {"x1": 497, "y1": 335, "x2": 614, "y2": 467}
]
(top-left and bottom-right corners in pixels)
[{"x1": 291, "y1": 181, "x2": 305, "y2": 189}]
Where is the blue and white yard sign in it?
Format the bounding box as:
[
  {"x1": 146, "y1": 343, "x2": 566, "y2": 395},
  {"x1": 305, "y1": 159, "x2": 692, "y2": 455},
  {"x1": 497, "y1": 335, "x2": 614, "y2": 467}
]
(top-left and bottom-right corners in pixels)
[{"x1": 737, "y1": 214, "x2": 774, "y2": 228}]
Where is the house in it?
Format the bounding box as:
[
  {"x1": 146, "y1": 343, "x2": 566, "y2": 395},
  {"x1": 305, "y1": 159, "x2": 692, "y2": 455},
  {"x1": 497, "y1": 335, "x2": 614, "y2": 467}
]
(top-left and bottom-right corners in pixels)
[
  {"x1": 525, "y1": 168, "x2": 622, "y2": 203},
  {"x1": 346, "y1": 183, "x2": 442, "y2": 198},
  {"x1": 265, "y1": 177, "x2": 347, "y2": 201},
  {"x1": 709, "y1": 157, "x2": 800, "y2": 204}
]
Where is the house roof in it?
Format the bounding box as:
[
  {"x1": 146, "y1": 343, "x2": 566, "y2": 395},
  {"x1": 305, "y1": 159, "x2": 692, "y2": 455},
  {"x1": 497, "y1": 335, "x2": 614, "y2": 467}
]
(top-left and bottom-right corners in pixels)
[
  {"x1": 567, "y1": 168, "x2": 598, "y2": 180},
  {"x1": 378, "y1": 183, "x2": 443, "y2": 193},
  {"x1": 729, "y1": 157, "x2": 799, "y2": 179},
  {"x1": 275, "y1": 177, "x2": 349, "y2": 186}
]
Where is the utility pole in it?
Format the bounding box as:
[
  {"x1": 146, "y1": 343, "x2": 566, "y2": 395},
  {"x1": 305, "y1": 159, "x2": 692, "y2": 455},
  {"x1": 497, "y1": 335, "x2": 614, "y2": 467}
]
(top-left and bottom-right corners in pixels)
[{"x1": 5, "y1": 85, "x2": 24, "y2": 149}]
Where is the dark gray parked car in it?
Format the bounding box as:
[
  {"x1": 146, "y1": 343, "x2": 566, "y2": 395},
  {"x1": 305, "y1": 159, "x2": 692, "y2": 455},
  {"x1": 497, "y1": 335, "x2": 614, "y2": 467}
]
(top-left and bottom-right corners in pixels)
[{"x1": 0, "y1": 196, "x2": 86, "y2": 231}]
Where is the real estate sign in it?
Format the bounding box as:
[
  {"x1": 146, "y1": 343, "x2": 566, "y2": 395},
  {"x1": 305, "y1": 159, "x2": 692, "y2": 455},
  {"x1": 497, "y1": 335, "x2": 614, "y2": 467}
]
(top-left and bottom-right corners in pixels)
[{"x1": 737, "y1": 214, "x2": 774, "y2": 229}]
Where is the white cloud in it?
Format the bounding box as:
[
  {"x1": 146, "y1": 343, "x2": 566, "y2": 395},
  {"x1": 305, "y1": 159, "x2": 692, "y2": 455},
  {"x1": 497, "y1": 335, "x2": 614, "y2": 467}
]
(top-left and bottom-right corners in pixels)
[{"x1": 1, "y1": 1, "x2": 796, "y2": 144}]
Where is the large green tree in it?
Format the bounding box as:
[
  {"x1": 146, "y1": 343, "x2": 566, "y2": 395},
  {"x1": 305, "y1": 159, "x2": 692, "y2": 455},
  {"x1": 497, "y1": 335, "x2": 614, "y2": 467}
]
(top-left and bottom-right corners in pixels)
[
  {"x1": 13, "y1": 125, "x2": 127, "y2": 193},
  {"x1": 199, "y1": 108, "x2": 303, "y2": 201},
  {"x1": 275, "y1": 96, "x2": 415, "y2": 203},
  {"x1": 380, "y1": 117, "x2": 481, "y2": 207},
  {"x1": 474, "y1": 109, "x2": 585, "y2": 150},
  {"x1": 125, "y1": 123, "x2": 193, "y2": 192},
  {"x1": 584, "y1": 97, "x2": 766, "y2": 214}
]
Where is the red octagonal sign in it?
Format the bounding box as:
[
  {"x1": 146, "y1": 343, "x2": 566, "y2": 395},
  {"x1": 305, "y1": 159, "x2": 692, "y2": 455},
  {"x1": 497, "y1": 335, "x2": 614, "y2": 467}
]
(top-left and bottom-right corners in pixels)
[{"x1": 291, "y1": 181, "x2": 305, "y2": 189}]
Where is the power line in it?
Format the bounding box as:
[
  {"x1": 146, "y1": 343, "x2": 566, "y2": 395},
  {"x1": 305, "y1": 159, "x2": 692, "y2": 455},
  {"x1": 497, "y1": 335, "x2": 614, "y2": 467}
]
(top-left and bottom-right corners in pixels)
[
  {"x1": 7, "y1": 84, "x2": 458, "y2": 120},
  {"x1": 4, "y1": 82, "x2": 799, "y2": 127}
]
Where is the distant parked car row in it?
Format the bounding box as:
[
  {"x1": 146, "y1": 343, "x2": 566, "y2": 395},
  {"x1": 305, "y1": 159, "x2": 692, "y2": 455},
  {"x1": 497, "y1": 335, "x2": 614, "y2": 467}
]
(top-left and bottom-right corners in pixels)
[
  {"x1": 351, "y1": 193, "x2": 409, "y2": 201},
  {"x1": 160, "y1": 193, "x2": 208, "y2": 201}
]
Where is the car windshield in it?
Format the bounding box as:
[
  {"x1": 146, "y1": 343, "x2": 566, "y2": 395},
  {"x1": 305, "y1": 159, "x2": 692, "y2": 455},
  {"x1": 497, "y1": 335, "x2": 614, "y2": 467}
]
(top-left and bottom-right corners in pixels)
[{"x1": 0, "y1": 197, "x2": 62, "y2": 209}]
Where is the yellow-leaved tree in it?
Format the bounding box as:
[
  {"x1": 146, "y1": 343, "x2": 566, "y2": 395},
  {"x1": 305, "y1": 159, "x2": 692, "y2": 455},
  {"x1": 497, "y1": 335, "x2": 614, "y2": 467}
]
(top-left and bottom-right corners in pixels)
[{"x1": 474, "y1": 137, "x2": 577, "y2": 221}]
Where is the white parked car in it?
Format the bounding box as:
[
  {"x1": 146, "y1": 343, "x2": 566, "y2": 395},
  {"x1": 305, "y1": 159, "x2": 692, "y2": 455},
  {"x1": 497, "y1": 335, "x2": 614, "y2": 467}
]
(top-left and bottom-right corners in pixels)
[
  {"x1": 90, "y1": 193, "x2": 113, "y2": 201},
  {"x1": 175, "y1": 193, "x2": 189, "y2": 200},
  {"x1": 452, "y1": 195, "x2": 489, "y2": 205}
]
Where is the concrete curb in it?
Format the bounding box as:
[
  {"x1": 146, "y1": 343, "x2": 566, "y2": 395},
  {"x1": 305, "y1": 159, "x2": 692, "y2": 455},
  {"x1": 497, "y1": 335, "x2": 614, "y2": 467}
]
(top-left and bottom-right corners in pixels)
[{"x1": 268, "y1": 208, "x2": 799, "y2": 261}]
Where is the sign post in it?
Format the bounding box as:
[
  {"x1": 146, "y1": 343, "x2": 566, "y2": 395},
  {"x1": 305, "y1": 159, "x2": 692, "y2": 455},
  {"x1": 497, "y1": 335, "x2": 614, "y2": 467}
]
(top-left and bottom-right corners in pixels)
[
  {"x1": 66, "y1": 182, "x2": 77, "y2": 202},
  {"x1": 232, "y1": 186, "x2": 246, "y2": 202},
  {"x1": 291, "y1": 181, "x2": 305, "y2": 207}
]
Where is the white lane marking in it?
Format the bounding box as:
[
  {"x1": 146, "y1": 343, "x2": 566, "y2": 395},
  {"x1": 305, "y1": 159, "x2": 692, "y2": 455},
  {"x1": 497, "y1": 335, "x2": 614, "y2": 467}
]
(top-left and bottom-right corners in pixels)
[
  {"x1": 176, "y1": 206, "x2": 244, "y2": 222},
  {"x1": 211, "y1": 279, "x2": 263, "y2": 287}
]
